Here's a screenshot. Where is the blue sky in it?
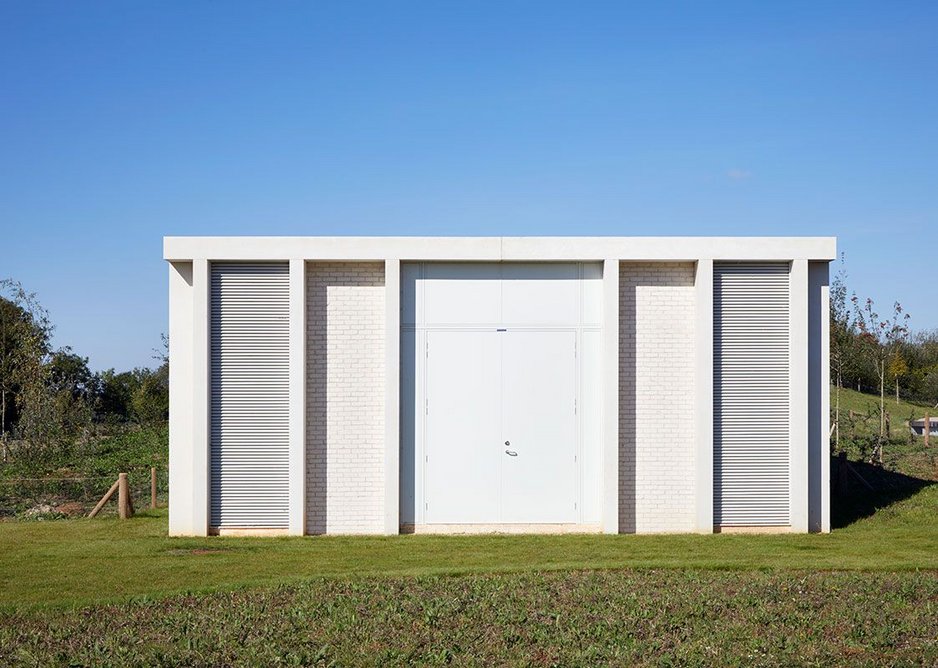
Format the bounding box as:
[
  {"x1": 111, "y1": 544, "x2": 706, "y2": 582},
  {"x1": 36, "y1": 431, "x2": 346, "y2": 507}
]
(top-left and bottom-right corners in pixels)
[{"x1": 2, "y1": 2, "x2": 936, "y2": 371}]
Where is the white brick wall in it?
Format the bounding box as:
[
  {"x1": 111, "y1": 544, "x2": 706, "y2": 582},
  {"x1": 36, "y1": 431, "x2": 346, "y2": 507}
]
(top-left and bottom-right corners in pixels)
[
  {"x1": 306, "y1": 263, "x2": 386, "y2": 534},
  {"x1": 619, "y1": 262, "x2": 696, "y2": 533}
]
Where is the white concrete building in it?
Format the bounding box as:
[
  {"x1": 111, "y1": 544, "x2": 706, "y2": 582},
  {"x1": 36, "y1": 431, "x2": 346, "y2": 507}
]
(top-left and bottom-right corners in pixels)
[{"x1": 165, "y1": 236, "x2": 834, "y2": 536}]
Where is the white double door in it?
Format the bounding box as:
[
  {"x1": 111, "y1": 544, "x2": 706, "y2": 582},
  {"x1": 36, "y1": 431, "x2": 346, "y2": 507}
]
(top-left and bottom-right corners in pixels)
[{"x1": 424, "y1": 328, "x2": 577, "y2": 524}]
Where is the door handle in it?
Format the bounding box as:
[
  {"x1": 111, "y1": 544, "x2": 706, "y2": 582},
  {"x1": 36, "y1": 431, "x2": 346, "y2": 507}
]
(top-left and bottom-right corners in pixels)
[{"x1": 505, "y1": 449, "x2": 517, "y2": 456}]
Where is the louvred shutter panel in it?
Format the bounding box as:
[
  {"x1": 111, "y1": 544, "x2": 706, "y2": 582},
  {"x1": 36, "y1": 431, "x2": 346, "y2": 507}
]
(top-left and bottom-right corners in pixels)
[
  {"x1": 210, "y1": 262, "x2": 290, "y2": 529},
  {"x1": 713, "y1": 262, "x2": 790, "y2": 527}
]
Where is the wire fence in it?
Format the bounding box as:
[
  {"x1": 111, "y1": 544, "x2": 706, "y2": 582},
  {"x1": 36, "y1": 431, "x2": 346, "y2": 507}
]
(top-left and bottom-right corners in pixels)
[{"x1": 0, "y1": 467, "x2": 167, "y2": 518}]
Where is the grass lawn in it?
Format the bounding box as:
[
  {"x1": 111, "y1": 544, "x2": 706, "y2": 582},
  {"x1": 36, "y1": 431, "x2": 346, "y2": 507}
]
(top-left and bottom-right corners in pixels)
[
  {"x1": 833, "y1": 384, "x2": 933, "y2": 420},
  {"x1": 2, "y1": 570, "x2": 936, "y2": 666},
  {"x1": 0, "y1": 390, "x2": 936, "y2": 664},
  {"x1": 1, "y1": 485, "x2": 936, "y2": 612},
  {"x1": 0, "y1": 489, "x2": 936, "y2": 666}
]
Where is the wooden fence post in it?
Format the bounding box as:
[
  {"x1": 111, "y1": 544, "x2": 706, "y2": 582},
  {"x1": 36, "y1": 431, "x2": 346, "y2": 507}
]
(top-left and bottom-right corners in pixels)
[
  {"x1": 926, "y1": 413, "x2": 930, "y2": 448},
  {"x1": 118, "y1": 472, "x2": 132, "y2": 519},
  {"x1": 151, "y1": 467, "x2": 157, "y2": 509},
  {"x1": 88, "y1": 478, "x2": 120, "y2": 518}
]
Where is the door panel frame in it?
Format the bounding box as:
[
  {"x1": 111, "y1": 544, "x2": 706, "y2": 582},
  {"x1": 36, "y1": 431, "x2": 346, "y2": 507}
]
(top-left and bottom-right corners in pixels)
[
  {"x1": 423, "y1": 326, "x2": 579, "y2": 524},
  {"x1": 402, "y1": 261, "x2": 602, "y2": 527},
  {"x1": 420, "y1": 327, "x2": 582, "y2": 525}
]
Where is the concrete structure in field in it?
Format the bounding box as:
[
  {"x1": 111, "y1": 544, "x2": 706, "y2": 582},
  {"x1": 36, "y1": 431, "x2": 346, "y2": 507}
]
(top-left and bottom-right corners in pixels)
[
  {"x1": 165, "y1": 236, "x2": 835, "y2": 536},
  {"x1": 909, "y1": 417, "x2": 938, "y2": 437}
]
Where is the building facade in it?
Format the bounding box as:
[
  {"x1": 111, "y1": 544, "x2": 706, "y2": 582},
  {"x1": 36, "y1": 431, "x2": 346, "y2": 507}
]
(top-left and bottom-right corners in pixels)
[{"x1": 165, "y1": 236, "x2": 834, "y2": 536}]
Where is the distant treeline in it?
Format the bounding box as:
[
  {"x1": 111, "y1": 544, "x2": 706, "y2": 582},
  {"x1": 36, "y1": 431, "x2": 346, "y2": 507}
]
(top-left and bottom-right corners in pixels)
[
  {"x1": 830, "y1": 259, "x2": 938, "y2": 408},
  {"x1": 1, "y1": 279, "x2": 167, "y2": 465}
]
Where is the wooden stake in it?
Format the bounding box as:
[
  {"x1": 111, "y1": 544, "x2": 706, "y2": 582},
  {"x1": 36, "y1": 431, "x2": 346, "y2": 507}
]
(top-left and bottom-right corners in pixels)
[
  {"x1": 151, "y1": 467, "x2": 157, "y2": 509},
  {"x1": 88, "y1": 478, "x2": 120, "y2": 518},
  {"x1": 118, "y1": 472, "x2": 131, "y2": 519},
  {"x1": 926, "y1": 413, "x2": 930, "y2": 448}
]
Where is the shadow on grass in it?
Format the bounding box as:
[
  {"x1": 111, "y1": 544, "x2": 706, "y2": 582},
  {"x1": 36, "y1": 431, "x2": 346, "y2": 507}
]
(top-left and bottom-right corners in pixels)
[{"x1": 831, "y1": 456, "x2": 935, "y2": 529}]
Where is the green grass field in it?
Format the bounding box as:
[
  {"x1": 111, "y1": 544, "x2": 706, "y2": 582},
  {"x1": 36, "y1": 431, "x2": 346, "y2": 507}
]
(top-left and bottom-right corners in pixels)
[
  {"x1": 832, "y1": 385, "x2": 935, "y2": 439},
  {"x1": 0, "y1": 488, "x2": 935, "y2": 665},
  {"x1": 832, "y1": 386, "x2": 937, "y2": 480},
  {"x1": 1, "y1": 484, "x2": 936, "y2": 611},
  {"x1": 0, "y1": 389, "x2": 936, "y2": 664},
  {"x1": 2, "y1": 570, "x2": 936, "y2": 666}
]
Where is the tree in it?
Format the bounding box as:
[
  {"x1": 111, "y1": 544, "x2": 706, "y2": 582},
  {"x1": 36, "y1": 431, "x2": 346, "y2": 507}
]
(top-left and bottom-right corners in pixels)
[
  {"x1": 0, "y1": 280, "x2": 54, "y2": 460},
  {"x1": 48, "y1": 349, "x2": 97, "y2": 401},
  {"x1": 93, "y1": 336, "x2": 169, "y2": 426},
  {"x1": 97, "y1": 369, "x2": 137, "y2": 421},
  {"x1": 923, "y1": 367, "x2": 938, "y2": 409},
  {"x1": 0, "y1": 298, "x2": 28, "y2": 446},
  {"x1": 829, "y1": 255, "x2": 856, "y2": 449},
  {"x1": 46, "y1": 348, "x2": 96, "y2": 438},
  {"x1": 887, "y1": 351, "x2": 908, "y2": 405},
  {"x1": 131, "y1": 334, "x2": 169, "y2": 425},
  {"x1": 130, "y1": 366, "x2": 168, "y2": 425},
  {"x1": 0, "y1": 280, "x2": 102, "y2": 462},
  {"x1": 852, "y1": 295, "x2": 910, "y2": 464},
  {"x1": 907, "y1": 330, "x2": 938, "y2": 407}
]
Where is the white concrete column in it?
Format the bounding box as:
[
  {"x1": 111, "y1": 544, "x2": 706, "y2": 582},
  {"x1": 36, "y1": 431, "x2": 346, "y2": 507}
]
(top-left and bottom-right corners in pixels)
[
  {"x1": 694, "y1": 259, "x2": 714, "y2": 533},
  {"x1": 384, "y1": 259, "x2": 401, "y2": 535},
  {"x1": 168, "y1": 261, "x2": 194, "y2": 536},
  {"x1": 809, "y1": 261, "x2": 831, "y2": 533},
  {"x1": 820, "y1": 266, "x2": 831, "y2": 533},
  {"x1": 602, "y1": 259, "x2": 619, "y2": 534},
  {"x1": 191, "y1": 258, "x2": 210, "y2": 536},
  {"x1": 288, "y1": 259, "x2": 307, "y2": 535},
  {"x1": 789, "y1": 259, "x2": 809, "y2": 532}
]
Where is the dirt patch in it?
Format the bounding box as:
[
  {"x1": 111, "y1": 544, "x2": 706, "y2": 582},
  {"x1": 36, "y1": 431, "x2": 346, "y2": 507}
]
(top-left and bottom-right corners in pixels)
[{"x1": 54, "y1": 502, "x2": 86, "y2": 517}]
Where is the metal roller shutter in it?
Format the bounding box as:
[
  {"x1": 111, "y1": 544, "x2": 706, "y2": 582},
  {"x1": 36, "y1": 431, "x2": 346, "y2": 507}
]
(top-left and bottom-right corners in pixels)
[
  {"x1": 210, "y1": 262, "x2": 290, "y2": 529},
  {"x1": 713, "y1": 262, "x2": 790, "y2": 526}
]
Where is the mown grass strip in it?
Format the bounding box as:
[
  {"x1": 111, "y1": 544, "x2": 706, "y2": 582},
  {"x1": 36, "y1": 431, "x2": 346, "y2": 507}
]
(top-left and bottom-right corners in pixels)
[{"x1": 0, "y1": 485, "x2": 936, "y2": 611}]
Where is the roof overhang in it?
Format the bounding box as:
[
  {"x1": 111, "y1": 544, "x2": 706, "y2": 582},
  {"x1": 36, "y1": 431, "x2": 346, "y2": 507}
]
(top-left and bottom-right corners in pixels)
[{"x1": 164, "y1": 236, "x2": 837, "y2": 263}]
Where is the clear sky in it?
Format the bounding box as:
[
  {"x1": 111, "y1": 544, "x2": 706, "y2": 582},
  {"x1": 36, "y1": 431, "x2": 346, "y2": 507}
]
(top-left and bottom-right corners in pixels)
[{"x1": 2, "y1": 2, "x2": 936, "y2": 371}]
